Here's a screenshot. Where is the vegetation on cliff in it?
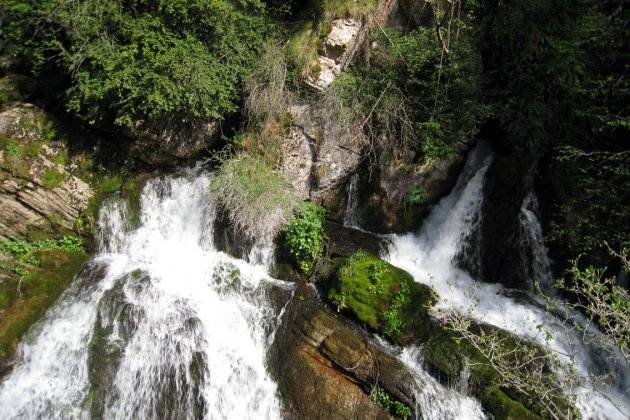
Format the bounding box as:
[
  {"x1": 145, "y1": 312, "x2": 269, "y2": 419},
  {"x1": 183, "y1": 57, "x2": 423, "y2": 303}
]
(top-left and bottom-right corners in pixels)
[{"x1": 0, "y1": 237, "x2": 88, "y2": 359}]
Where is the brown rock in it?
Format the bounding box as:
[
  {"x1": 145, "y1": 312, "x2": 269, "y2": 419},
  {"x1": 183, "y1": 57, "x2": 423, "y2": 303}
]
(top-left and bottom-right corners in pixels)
[{"x1": 270, "y1": 283, "x2": 416, "y2": 419}]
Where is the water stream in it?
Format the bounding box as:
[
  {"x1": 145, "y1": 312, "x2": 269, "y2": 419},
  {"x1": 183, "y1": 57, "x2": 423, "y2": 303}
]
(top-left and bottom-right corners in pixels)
[
  {"x1": 0, "y1": 146, "x2": 627, "y2": 419},
  {"x1": 385, "y1": 146, "x2": 630, "y2": 419},
  {"x1": 0, "y1": 170, "x2": 291, "y2": 419}
]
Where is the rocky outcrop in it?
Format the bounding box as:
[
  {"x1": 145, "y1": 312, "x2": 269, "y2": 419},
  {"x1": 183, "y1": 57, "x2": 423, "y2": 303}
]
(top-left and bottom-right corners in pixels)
[
  {"x1": 270, "y1": 283, "x2": 416, "y2": 420},
  {"x1": 478, "y1": 128, "x2": 538, "y2": 289},
  {"x1": 128, "y1": 117, "x2": 220, "y2": 165},
  {"x1": 280, "y1": 105, "x2": 364, "y2": 207},
  {"x1": 305, "y1": 18, "x2": 362, "y2": 91},
  {"x1": 305, "y1": 0, "x2": 400, "y2": 91},
  {"x1": 0, "y1": 104, "x2": 93, "y2": 240},
  {"x1": 360, "y1": 149, "x2": 466, "y2": 233}
]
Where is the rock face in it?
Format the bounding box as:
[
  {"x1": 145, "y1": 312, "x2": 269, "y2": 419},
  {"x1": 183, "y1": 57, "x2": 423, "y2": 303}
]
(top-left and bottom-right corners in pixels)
[
  {"x1": 361, "y1": 150, "x2": 466, "y2": 233},
  {"x1": 270, "y1": 283, "x2": 416, "y2": 420},
  {"x1": 305, "y1": 19, "x2": 362, "y2": 91},
  {"x1": 128, "y1": 117, "x2": 219, "y2": 164},
  {"x1": 479, "y1": 131, "x2": 538, "y2": 289},
  {"x1": 280, "y1": 105, "x2": 364, "y2": 207},
  {"x1": 0, "y1": 104, "x2": 93, "y2": 240}
]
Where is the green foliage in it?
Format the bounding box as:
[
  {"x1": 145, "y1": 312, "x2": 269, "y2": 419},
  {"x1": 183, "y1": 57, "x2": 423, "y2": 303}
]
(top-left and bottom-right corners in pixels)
[
  {"x1": 405, "y1": 185, "x2": 428, "y2": 207},
  {"x1": 286, "y1": 21, "x2": 326, "y2": 80},
  {"x1": 5, "y1": 141, "x2": 23, "y2": 159},
  {"x1": 98, "y1": 175, "x2": 124, "y2": 194},
  {"x1": 3, "y1": 0, "x2": 275, "y2": 128},
  {"x1": 329, "y1": 13, "x2": 484, "y2": 160},
  {"x1": 284, "y1": 203, "x2": 326, "y2": 273},
  {"x1": 42, "y1": 168, "x2": 65, "y2": 189},
  {"x1": 0, "y1": 236, "x2": 85, "y2": 257},
  {"x1": 370, "y1": 386, "x2": 412, "y2": 420},
  {"x1": 381, "y1": 280, "x2": 412, "y2": 338},
  {"x1": 548, "y1": 146, "x2": 630, "y2": 264},
  {"x1": 318, "y1": 0, "x2": 377, "y2": 18},
  {"x1": 556, "y1": 246, "x2": 630, "y2": 361},
  {"x1": 209, "y1": 153, "x2": 300, "y2": 240}
]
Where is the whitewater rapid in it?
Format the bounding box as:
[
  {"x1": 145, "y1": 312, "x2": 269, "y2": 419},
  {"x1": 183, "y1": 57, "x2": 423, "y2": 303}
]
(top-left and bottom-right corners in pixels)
[
  {"x1": 384, "y1": 146, "x2": 630, "y2": 419},
  {"x1": 0, "y1": 170, "x2": 291, "y2": 419}
]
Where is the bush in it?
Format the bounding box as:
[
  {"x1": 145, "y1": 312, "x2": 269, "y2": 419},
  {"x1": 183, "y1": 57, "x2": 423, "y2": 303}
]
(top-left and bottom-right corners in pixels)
[
  {"x1": 284, "y1": 202, "x2": 326, "y2": 272},
  {"x1": 209, "y1": 153, "x2": 300, "y2": 240},
  {"x1": 3, "y1": 0, "x2": 275, "y2": 128}
]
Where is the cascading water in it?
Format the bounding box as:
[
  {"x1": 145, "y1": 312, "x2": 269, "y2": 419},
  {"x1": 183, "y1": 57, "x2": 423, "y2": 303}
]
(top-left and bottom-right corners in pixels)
[
  {"x1": 343, "y1": 172, "x2": 362, "y2": 229},
  {"x1": 0, "y1": 170, "x2": 292, "y2": 419},
  {"x1": 385, "y1": 146, "x2": 630, "y2": 419},
  {"x1": 519, "y1": 192, "x2": 555, "y2": 294}
]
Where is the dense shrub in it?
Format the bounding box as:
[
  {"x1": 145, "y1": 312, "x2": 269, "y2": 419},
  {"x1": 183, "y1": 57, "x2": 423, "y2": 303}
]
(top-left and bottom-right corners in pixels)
[
  {"x1": 2, "y1": 0, "x2": 275, "y2": 128},
  {"x1": 284, "y1": 203, "x2": 326, "y2": 273},
  {"x1": 327, "y1": 13, "x2": 485, "y2": 160}
]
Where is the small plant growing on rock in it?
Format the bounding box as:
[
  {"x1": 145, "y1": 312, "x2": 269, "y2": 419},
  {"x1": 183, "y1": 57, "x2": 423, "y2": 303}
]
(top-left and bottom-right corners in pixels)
[
  {"x1": 210, "y1": 153, "x2": 300, "y2": 240},
  {"x1": 405, "y1": 185, "x2": 428, "y2": 207},
  {"x1": 43, "y1": 168, "x2": 66, "y2": 189},
  {"x1": 381, "y1": 280, "x2": 412, "y2": 338},
  {"x1": 284, "y1": 202, "x2": 326, "y2": 273},
  {"x1": 370, "y1": 385, "x2": 412, "y2": 420}
]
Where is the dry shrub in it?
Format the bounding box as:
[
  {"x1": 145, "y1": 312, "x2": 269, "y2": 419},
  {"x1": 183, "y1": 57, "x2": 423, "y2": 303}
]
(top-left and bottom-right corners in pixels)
[{"x1": 209, "y1": 153, "x2": 300, "y2": 241}]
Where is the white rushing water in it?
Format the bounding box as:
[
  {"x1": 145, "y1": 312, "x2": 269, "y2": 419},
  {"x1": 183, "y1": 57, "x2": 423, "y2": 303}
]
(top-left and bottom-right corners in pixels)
[
  {"x1": 385, "y1": 146, "x2": 630, "y2": 419},
  {"x1": 0, "y1": 170, "x2": 291, "y2": 419},
  {"x1": 400, "y1": 347, "x2": 486, "y2": 420}
]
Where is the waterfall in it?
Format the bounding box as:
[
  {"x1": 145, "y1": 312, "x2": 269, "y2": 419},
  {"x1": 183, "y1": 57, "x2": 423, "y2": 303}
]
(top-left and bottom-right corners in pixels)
[
  {"x1": 343, "y1": 172, "x2": 362, "y2": 228},
  {"x1": 400, "y1": 347, "x2": 486, "y2": 420},
  {"x1": 385, "y1": 147, "x2": 630, "y2": 419},
  {"x1": 519, "y1": 192, "x2": 555, "y2": 294},
  {"x1": 0, "y1": 170, "x2": 291, "y2": 419}
]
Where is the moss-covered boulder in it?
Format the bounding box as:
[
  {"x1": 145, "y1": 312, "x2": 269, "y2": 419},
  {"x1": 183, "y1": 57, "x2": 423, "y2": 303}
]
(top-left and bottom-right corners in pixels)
[
  {"x1": 327, "y1": 252, "x2": 436, "y2": 343},
  {"x1": 0, "y1": 249, "x2": 88, "y2": 365},
  {"x1": 323, "y1": 252, "x2": 574, "y2": 419}
]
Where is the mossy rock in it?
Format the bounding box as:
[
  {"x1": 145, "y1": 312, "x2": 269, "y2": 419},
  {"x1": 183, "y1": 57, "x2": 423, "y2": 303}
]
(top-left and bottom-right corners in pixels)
[
  {"x1": 483, "y1": 386, "x2": 543, "y2": 420},
  {"x1": 327, "y1": 252, "x2": 436, "y2": 340},
  {"x1": 0, "y1": 249, "x2": 88, "y2": 359}
]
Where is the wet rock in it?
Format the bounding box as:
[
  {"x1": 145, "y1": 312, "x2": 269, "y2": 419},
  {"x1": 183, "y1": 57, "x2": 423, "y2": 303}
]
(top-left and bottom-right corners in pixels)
[
  {"x1": 479, "y1": 151, "x2": 537, "y2": 289},
  {"x1": 270, "y1": 283, "x2": 416, "y2": 419},
  {"x1": 362, "y1": 150, "x2": 466, "y2": 233},
  {"x1": 324, "y1": 221, "x2": 387, "y2": 258},
  {"x1": 0, "y1": 104, "x2": 93, "y2": 240}
]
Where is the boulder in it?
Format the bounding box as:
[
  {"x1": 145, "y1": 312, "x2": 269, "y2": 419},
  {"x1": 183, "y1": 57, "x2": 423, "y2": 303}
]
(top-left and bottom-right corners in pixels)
[{"x1": 270, "y1": 283, "x2": 416, "y2": 419}]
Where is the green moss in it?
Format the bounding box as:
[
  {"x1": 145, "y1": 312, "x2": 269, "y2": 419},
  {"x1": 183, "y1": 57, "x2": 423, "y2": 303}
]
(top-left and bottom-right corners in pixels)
[
  {"x1": 328, "y1": 252, "x2": 436, "y2": 338},
  {"x1": 483, "y1": 386, "x2": 543, "y2": 420},
  {"x1": 42, "y1": 168, "x2": 66, "y2": 189},
  {"x1": 0, "y1": 249, "x2": 88, "y2": 358},
  {"x1": 99, "y1": 175, "x2": 124, "y2": 194},
  {"x1": 120, "y1": 173, "x2": 150, "y2": 227}
]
